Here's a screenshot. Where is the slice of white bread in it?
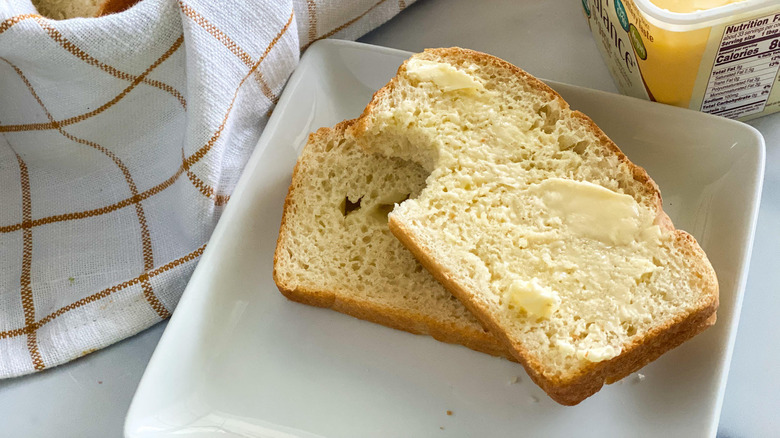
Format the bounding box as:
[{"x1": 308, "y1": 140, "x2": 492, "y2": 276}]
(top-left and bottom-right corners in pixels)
[
  {"x1": 273, "y1": 121, "x2": 511, "y2": 359},
  {"x1": 349, "y1": 48, "x2": 719, "y2": 405}
]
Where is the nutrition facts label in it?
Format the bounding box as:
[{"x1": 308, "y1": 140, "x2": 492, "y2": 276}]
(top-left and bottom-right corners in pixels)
[{"x1": 700, "y1": 13, "x2": 780, "y2": 119}]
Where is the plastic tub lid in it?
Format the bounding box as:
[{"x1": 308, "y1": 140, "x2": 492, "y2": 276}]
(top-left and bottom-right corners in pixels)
[{"x1": 634, "y1": 0, "x2": 780, "y2": 29}]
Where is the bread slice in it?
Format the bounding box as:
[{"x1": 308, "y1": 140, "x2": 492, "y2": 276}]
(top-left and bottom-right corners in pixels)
[
  {"x1": 273, "y1": 121, "x2": 511, "y2": 360},
  {"x1": 349, "y1": 48, "x2": 719, "y2": 405}
]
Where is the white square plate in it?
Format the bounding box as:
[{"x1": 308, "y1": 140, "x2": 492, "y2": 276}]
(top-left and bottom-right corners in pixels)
[{"x1": 125, "y1": 40, "x2": 764, "y2": 438}]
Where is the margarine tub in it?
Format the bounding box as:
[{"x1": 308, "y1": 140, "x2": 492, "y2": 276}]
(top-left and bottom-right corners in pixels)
[{"x1": 583, "y1": 0, "x2": 780, "y2": 120}]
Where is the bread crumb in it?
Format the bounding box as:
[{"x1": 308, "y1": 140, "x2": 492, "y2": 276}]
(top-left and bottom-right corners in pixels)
[
  {"x1": 440, "y1": 426, "x2": 445, "y2": 430},
  {"x1": 529, "y1": 395, "x2": 539, "y2": 403},
  {"x1": 446, "y1": 410, "x2": 453, "y2": 416},
  {"x1": 508, "y1": 375, "x2": 521, "y2": 384},
  {"x1": 635, "y1": 373, "x2": 646, "y2": 383}
]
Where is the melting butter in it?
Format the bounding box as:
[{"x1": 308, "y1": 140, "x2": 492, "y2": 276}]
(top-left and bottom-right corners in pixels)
[
  {"x1": 576, "y1": 345, "x2": 621, "y2": 363},
  {"x1": 505, "y1": 278, "x2": 560, "y2": 318},
  {"x1": 405, "y1": 59, "x2": 484, "y2": 92},
  {"x1": 556, "y1": 336, "x2": 622, "y2": 363},
  {"x1": 534, "y1": 178, "x2": 661, "y2": 246}
]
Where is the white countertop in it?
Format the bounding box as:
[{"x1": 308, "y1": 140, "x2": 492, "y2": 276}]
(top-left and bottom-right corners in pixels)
[{"x1": 1, "y1": 1, "x2": 777, "y2": 436}]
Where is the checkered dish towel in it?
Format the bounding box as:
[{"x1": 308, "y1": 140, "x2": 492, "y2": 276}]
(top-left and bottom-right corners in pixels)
[{"x1": 0, "y1": 0, "x2": 415, "y2": 378}]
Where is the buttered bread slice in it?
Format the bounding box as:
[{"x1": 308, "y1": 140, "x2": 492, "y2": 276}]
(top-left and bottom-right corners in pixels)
[
  {"x1": 349, "y1": 48, "x2": 718, "y2": 405},
  {"x1": 273, "y1": 122, "x2": 510, "y2": 359}
]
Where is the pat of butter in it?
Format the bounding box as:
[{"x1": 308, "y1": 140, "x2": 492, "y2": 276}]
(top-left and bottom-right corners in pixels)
[
  {"x1": 534, "y1": 178, "x2": 661, "y2": 246},
  {"x1": 506, "y1": 278, "x2": 560, "y2": 318},
  {"x1": 554, "y1": 340, "x2": 577, "y2": 356},
  {"x1": 405, "y1": 59, "x2": 484, "y2": 92},
  {"x1": 555, "y1": 339, "x2": 622, "y2": 363},
  {"x1": 649, "y1": 0, "x2": 745, "y2": 13},
  {"x1": 576, "y1": 345, "x2": 621, "y2": 363}
]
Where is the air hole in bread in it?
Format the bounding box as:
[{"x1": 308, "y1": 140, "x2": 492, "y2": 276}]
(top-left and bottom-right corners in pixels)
[
  {"x1": 537, "y1": 103, "x2": 561, "y2": 134},
  {"x1": 636, "y1": 271, "x2": 654, "y2": 285},
  {"x1": 341, "y1": 196, "x2": 363, "y2": 216},
  {"x1": 621, "y1": 322, "x2": 638, "y2": 337},
  {"x1": 557, "y1": 134, "x2": 590, "y2": 156},
  {"x1": 572, "y1": 141, "x2": 589, "y2": 155}
]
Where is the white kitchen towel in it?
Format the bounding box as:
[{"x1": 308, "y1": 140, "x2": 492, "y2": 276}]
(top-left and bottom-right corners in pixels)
[{"x1": 0, "y1": 0, "x2": 415, "y2": 378}]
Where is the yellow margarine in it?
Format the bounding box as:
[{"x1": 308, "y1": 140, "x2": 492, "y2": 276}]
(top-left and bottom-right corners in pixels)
[
  {"x1": 405, "y1": 59, "x2": 484, "y2": 92},
  {"x1": 556, "y1": 337, "x2": 623, "y2": 363},
  {"x1": 577, "y1": 345, "x2": 622, "y2": 362},
  {"x1": 505, "y1": 278, "x2": 561, "y2": 318},
  {"x1": 583, "y1": 0, "x2": 780, "y2": 120},
  {"x1": 534, "y1": 178, "x2": 661, "y2": 246},
  {"x1": 650, "y1": 0, "x2": 746, "y2": 14}
]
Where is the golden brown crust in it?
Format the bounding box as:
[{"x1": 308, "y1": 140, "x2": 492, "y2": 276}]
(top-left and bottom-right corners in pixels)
[
  {"x1": 359, "y1": 47, "x2": 719, "y2": 405},
  {"x1": 272, "y1": 121, "x2": 514, "y2": 362},
  {"x1": 277, "y1": 282, "x2": 514, "y2": 360}
]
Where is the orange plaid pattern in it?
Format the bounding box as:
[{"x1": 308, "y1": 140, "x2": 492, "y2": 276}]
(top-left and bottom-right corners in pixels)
[{"x1": 0, "y1": 0, "x2": 414, "y2": 378}]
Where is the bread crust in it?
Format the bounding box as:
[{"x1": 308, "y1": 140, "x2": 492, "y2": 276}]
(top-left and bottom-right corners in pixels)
[
  {"x1": 275, "y1": 282, "x2": 514, "y2": 360},
  {"x1": 355, "y1": 47, "x2": 719, "y2": 405},
  {"x1": 272, "y1": 121, "x2": 515, "y2": 361}
]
